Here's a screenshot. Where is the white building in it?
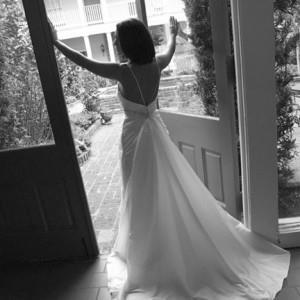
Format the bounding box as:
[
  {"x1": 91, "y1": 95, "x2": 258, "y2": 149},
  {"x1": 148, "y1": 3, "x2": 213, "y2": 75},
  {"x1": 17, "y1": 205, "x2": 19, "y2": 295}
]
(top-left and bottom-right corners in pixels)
[{"x1": 45, "y1": 0, "x2": 187, "y2": 63}]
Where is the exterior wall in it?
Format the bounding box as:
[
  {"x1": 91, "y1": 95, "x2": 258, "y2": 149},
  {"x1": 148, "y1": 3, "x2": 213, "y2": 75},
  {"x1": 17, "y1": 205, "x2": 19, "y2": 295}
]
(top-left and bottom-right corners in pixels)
[
  {"x1": 61, "y1": 0, "x2": 77, "y2": 12},
  {"x1": 89, "y1": 34, "x2": 110, "y2": 61},
  {"x1": 62, "y1": 37, "x2": 86, "y2": 53},
  {"x1": 47, "y1": 0, "x2": 189, "y2": 65},
  {"x1": 47, "y1": 0, "x2": 186, "y2": 42}
]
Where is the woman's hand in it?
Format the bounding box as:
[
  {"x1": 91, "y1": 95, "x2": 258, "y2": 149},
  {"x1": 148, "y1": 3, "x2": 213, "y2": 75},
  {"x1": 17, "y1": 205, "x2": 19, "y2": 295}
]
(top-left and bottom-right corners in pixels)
[
  {"x1": 47, "y1": 18, "x2": 58, "y2": 43},
  {"x1": 169, "y1": 16, "x2": 179, "y2": 37}
]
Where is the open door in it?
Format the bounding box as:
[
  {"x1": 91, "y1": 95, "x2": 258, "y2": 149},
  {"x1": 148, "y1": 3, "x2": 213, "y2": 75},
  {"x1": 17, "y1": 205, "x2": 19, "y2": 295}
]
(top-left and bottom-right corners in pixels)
[
  {"x1": 0, "y1": 0, "x2": 98, "y2": 261},
  {"x1": 158, "y1": 0, "x2": 241, "y2": 218}
]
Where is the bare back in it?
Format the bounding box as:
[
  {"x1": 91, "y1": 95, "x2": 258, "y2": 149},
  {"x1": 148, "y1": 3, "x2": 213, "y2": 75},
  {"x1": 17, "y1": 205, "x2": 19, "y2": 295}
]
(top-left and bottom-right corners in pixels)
[{"x1": 118, "y1": 59, "x2": 161, "y2": 106}]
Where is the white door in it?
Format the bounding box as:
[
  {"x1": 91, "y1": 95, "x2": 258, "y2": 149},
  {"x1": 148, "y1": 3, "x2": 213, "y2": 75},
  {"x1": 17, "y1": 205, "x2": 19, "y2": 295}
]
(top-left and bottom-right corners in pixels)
[
  {"x1": 0, "y1": 0, "x2": 98, "y2": 261},
  {"x1": 157, "y1": 0, "x2": 241, "y2": 219}
]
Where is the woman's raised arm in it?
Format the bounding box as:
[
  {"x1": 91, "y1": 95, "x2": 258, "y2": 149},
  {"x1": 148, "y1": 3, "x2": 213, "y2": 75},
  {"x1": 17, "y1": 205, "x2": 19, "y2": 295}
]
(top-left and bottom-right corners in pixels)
[
  {"x1": 156, "y1": 16, "x2": 179, "y2": 71},
  {"x1": 48, "y1": 20, "x2": 122, "y2": 81}
]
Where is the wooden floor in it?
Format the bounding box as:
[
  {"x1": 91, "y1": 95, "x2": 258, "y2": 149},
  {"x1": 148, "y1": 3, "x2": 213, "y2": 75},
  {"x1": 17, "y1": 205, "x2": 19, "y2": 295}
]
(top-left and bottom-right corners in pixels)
[{"x1": 1, "y1": 248, "x2": 300, "y2": 300}]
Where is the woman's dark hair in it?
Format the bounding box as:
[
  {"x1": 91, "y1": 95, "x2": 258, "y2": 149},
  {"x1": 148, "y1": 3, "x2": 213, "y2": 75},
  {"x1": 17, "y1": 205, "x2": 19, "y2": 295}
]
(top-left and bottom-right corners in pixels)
[{"x1": 116, "y1": 18, "x2": 155, "y2": 65}]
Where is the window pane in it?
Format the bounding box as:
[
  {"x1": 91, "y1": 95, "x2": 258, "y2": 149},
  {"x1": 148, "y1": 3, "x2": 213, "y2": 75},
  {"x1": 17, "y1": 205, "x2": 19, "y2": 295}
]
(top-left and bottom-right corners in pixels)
[
  {"x1": 0, "y1": 1, "x2": 54, "y2": 151},
  {"x1": 275, "y1": 2, "x2": 300, "y2": 218},
  {"x1": 145, "y1": 0, "x2": 219, "y2": 117}
]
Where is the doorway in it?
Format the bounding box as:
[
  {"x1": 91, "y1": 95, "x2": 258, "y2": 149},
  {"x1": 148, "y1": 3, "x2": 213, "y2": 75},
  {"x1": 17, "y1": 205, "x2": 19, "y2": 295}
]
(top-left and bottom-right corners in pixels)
[{"x1": 46, "y1": 0, "x2": 242, "y2": 255}]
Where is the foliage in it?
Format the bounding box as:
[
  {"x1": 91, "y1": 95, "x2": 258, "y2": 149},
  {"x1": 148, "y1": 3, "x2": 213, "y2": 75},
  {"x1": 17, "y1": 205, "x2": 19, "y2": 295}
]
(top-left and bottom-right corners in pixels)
[
  {"x1": 274, "y1": 0, "x2": 300, "y2": 215},
  {"x1": 0, "y1": 0, "x2": 53, "y2": 149},
  {"x1": 57, "y1": 53, "x2": 116, "y2": 107},
  {"x1": 181, "y1": 0, "x2": 218, "y2": 116},
  {"x1": 0, "y1": 0, "x2": 115, "y2": 151},
  {"x1": 69, "y1": 111, "x2": 99, "y2": 130},
  {"x1": 56, "y1": 52, "x2": 84, "y2": 104}
]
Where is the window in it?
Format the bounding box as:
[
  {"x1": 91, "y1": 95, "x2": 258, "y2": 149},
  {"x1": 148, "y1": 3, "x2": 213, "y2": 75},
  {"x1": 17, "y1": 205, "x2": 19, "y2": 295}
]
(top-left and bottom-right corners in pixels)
[
  {"x1": 144, "y1": 0, "x2": 219, "y2": 117},
  {"x1": 0, "y1": 0, "x2": 54, "y2": 151}
]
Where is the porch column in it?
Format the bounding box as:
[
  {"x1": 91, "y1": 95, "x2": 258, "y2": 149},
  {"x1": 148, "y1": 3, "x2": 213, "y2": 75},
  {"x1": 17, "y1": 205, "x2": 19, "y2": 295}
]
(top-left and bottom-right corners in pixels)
[
  {"x1": 84, "y1": 36, "x2": 93, "y2": 58},
  {"x1": 100, "y1": 0, "x2": 109, "y2": 22},
  {"x1": 230, "y1": 0, "x2": 278, "y2": 242},
  {"x1": 76, "y1": 0, "x2": 87, "y2": 25},
  {"x1": 106, "y1": 32, "x2": 116, "y2": 62}
]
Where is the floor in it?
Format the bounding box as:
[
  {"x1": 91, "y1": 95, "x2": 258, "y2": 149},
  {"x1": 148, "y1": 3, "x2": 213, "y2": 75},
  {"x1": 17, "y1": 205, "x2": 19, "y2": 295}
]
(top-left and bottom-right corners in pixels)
[
  {"x1": 81, "y1": 113, "x2": 124, "y2": 254},
  {"x1": 2, "y1": 105, "x2": 299, "y2": 299},
  {"x1": 1, "y1": 248, "x2": 300, "y2": 299},
  {"x1": 2, "y1": 116, "x2": 300, "y2": 299},
  {"x1": 0, "y1": 255, "x2": 111, "y2": 300},
  {"x1": 0, "y1": 115, "x2": 124, "y2": 300}
]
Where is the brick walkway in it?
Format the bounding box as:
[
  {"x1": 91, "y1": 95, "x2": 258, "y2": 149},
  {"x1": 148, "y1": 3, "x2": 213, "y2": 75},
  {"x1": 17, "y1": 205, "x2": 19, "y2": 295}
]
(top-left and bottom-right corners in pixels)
[{"x1": 81, "y1": 113, "x2": 125, "y2": 254}]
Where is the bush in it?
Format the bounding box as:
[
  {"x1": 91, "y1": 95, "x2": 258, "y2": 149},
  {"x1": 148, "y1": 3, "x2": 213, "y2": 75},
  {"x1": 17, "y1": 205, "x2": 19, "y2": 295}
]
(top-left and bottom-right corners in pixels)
[
  {"x1": 82, "y1": 95, "x2": 100, "y2": 112},
  {"x1": 70, "y1": 111, "x2": 99, "y2": 130}
]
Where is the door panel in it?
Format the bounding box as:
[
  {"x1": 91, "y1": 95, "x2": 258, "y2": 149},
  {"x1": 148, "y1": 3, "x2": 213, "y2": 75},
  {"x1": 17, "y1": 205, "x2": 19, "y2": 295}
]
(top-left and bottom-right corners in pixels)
[
  {"x1": 160, "y1": 112, "x2": 233, "y2": 211},
  {"x1": 159, "y1": 0, "x2": 241, "y2": 218},
  {"x1": 0, "y1": 0, "x2": 98, "y2": 262},
  {"x1": 202, "y1": 149, "x2": 224, "y2": 203},
  {"x1": 179, "y1": 142, "x2": 197, "y2": 173}
]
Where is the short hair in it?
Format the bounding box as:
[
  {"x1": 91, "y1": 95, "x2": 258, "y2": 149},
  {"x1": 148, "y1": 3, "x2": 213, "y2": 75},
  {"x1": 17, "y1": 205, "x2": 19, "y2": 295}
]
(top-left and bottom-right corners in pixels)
[{"x1": 116, "y1": 18, "x2": 155, "y2": 65}]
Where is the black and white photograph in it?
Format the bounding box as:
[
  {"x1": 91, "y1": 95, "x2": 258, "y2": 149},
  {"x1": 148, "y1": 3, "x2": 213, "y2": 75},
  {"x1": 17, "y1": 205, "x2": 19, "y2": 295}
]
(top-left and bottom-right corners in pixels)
[{"x1": 1, "y1": 0, "x2": 300, "y2": 299}]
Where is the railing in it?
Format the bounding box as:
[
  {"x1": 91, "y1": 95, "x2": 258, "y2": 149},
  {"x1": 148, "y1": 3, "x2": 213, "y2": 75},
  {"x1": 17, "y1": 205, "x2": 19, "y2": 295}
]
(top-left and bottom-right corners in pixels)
[
  {"x1": 84, "y1": 4, "x2": 103, "y2": 24},
  {"x1": 128, "y1": 1, "x2": 137, "y2": 17},
  {"x1": 47, "y1": 7, "x2": 82, "y2": 28}
]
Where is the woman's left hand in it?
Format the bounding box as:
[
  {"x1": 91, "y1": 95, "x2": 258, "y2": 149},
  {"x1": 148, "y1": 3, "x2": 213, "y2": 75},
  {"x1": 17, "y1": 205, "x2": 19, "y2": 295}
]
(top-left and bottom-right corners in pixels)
[
  {"x1": 47, "y1": 18, "x2": 58, "y2": 43},
  {"x1": 169, "y1": 16, "x2": 179, "y2": 37}
]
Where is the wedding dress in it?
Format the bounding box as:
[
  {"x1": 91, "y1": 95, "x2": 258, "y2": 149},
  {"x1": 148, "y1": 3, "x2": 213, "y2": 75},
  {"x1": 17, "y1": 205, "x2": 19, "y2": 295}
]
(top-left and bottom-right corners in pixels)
[{"x1": 107, "y1": 63, "x2": 291, "y2": 300}]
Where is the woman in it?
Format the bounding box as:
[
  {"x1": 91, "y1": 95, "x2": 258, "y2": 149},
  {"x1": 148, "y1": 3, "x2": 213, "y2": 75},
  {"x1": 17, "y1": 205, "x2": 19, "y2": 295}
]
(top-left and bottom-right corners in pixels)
[{"x1": 49, "y1": 17, "x2": 290, "y2": 300}]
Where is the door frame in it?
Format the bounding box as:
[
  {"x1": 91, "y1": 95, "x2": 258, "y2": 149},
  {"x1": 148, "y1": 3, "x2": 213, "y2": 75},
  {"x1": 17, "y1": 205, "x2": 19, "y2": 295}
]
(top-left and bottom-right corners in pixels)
[{"x1": 230, "y1": 0, "x2": 299, "y2": 247}]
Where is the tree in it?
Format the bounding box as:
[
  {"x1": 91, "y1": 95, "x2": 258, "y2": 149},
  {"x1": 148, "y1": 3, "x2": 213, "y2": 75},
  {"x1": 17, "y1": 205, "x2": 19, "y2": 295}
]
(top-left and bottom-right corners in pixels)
[{"x1": 181, "y1": 0, "x2": 218, "y2": 116}]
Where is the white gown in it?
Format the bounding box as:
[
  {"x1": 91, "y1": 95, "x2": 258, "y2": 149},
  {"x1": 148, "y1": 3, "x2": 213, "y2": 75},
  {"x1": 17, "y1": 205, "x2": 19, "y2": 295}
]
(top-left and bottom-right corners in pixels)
[{"x1": 107, "y1": 64, "x2": 291, "y2": 300}]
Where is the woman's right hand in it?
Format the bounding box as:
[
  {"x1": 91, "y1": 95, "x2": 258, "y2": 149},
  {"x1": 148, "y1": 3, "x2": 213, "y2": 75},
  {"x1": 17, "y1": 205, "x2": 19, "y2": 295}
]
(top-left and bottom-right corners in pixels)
[
  {"x1": 169, "y1": 16, "x2": 179, "y2": 37},
  {"x1": 47, "y1": 18, "x2": 58, "y2": 43}
]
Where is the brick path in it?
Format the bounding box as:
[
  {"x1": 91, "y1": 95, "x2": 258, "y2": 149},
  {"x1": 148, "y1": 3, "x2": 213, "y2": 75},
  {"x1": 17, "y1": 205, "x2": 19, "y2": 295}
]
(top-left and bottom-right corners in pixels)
[{"x1": 81, "y1": 113, "x2": 125, "y2": 254}]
